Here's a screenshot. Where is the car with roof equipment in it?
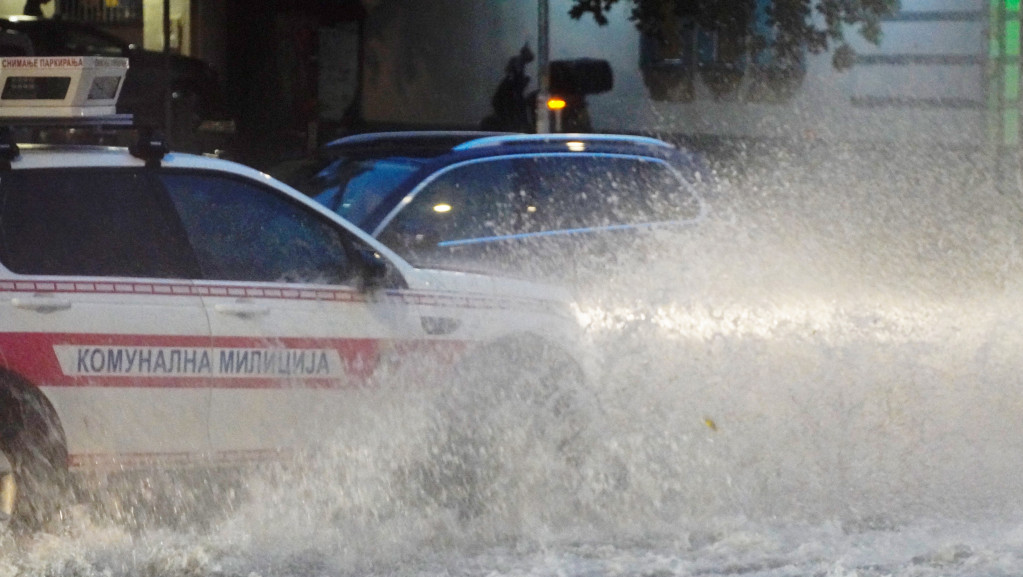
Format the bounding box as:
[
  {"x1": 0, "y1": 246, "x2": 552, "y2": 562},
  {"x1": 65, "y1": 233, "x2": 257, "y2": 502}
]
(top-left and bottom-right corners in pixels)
[
  {"x1": 0, "y1": 56, "x2": 593, "y2": 532},
  {"x1": 0, "y1": 16, "x2": 230, "y2": 151}
]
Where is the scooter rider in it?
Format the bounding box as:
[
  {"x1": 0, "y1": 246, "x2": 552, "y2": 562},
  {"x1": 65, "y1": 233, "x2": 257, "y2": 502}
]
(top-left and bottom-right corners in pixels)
[{"x1": 481, "y1": 43, "x2": 535, "y2": 132}]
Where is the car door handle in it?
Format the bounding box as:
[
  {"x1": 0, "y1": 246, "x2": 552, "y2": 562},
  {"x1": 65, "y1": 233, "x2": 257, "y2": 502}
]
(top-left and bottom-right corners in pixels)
[
  {"x1": 213, "y1": 301, "x2": 270, "y2": 318},
  {"x1": 11, "y1": 295, "x2": 72, "y2": 313},
  {"x1": 421, "y1": 316, "x2": 461, "y2": 335}
]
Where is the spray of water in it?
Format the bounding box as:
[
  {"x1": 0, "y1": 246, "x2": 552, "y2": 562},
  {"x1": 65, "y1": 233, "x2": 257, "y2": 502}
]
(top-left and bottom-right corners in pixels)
[{"x1": 5, "y1": 141, "x2": 1023, "y2": 576}]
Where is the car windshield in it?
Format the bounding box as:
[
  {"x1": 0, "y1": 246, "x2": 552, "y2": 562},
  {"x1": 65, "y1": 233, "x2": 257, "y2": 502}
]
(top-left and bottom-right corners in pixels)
[{"x1": 311, "y1": 156, "x2": 422, "y2": 226}]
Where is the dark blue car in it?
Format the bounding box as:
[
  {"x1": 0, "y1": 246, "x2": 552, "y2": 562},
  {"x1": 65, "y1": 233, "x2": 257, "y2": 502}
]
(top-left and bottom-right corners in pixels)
[{"x1": 274, "y1": 132, "x2": 710, "y2": 278}]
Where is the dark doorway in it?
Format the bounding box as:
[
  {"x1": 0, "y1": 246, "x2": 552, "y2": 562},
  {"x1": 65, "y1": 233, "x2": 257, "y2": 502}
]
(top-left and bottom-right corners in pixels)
[{"x1": 224, "y1": 0, "x2": 364, "y2": 170}]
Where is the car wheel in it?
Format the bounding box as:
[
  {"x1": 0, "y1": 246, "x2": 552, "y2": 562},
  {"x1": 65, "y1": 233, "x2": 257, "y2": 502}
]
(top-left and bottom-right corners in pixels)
[{"x1": 0, "y1": 376, "x2": 70, "y2": 533}]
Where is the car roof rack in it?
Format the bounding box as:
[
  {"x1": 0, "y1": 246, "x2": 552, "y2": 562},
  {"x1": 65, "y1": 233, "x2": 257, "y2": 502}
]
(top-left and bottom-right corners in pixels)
[
  {"x1": 0, "y1": 55, "x2": 167, "y2": 168},
  {"x1": 452, "y1": 133, "x2": 676, "y2": 151},
  {"x1": 324, "y1": 131, "x2": 515, "y2": 159}
]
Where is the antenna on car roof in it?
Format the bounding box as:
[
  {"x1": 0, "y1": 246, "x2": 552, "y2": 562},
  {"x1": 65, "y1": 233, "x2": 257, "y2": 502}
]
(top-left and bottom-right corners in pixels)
[
  {"x1": 129, "y1": 126, "x2": 169, "y2": 168},
  {"x1": 0, "y1": 126, "x2": 19, "y2": 169}
]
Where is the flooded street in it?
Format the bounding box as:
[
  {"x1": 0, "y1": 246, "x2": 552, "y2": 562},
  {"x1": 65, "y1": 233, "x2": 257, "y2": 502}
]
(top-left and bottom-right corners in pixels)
[{"x1": 5, "y1": 143, "x2": 1023, "y2": 577}]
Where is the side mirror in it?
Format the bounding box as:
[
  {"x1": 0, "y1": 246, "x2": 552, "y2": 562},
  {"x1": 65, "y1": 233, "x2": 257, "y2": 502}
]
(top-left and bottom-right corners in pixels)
[
  {"x1": 376, "y1": 220, "x2": 442, "y2": 263},
  {"x1": 356, "y1": 248, "x2": 389, "y2": 291}
]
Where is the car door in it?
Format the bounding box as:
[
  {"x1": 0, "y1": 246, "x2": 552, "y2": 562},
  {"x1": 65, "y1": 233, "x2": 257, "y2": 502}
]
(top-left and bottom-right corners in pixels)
[
  {"x1": 0, "y1": 168, "x2": 212, "y2": 465},
  {"x1": 521, "y1": 154, "x2": 704, "y2": 230},
  {"x1": 516, "y1": 153, "x2": 706, "y2": 276},
  {"x1": 160, "y1": 171, "x2": 426, "y2": 458}
]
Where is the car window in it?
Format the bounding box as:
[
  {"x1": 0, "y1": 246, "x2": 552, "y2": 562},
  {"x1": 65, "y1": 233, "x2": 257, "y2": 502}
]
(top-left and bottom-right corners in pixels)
[
  {"x1": 376, "y1": 158, "x2": 526, "y2": 260},
  {"x1": 524, "y1": 155, "x2": 703, "y2": 230},
  {"x1": 312, "y1": 157, "x2": 422, "y2": 226},
  {"x1": 375, "y1": 154, "x2": 703, "y2": 268},
  {"x1": 0, "y1": 169, "x2": 200, "y2": 278},
  {"x1": 162, "y1": 173, "x2": 354, "y2": 285}
]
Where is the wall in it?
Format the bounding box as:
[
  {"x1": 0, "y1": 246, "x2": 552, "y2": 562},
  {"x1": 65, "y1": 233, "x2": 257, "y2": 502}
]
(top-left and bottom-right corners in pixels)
[
  {"x1": 0, "y1": 0, "x2": 55, "y2": 17},
  {"x1": 359, "y1": 0, "x2": 988, "y2": 146},
  {"x1": 142, "y1": 0, "x2": 188, "y2": 55},
  {"x1": 361, "y1": 0, "x2": 534, "y2": 128}
]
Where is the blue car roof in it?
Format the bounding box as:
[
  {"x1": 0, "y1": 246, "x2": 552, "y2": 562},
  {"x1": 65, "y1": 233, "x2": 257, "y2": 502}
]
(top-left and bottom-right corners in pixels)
[{"x1": 322, "y1": 131, "x2": 686, "y2": 161}]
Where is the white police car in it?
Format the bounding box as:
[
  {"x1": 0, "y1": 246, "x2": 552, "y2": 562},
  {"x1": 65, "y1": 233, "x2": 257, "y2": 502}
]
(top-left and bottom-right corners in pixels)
[{"x1": 0, "y1": 57, "x2": 591, "y2": 530}]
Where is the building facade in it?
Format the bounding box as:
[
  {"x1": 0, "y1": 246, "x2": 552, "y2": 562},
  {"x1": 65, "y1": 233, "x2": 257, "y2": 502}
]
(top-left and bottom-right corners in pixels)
[{"x1": 357, "y1": 0, "x2": 987, "y2": 147}]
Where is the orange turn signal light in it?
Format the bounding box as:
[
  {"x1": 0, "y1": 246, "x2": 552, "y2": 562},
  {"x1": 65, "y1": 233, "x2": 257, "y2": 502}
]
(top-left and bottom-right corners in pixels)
[{"x1": 546, "y1": 97, "x2": 567, "y2": 110}]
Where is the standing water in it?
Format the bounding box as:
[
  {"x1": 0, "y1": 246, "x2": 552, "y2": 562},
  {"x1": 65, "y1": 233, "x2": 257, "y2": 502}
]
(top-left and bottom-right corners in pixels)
[{"x1": 4, "y1": 142, "x2": 1023, "y2": 577}]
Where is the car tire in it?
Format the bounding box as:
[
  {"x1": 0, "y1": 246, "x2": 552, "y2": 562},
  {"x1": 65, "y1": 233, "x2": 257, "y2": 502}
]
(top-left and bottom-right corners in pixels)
[{"x1": 0, "y1": 375, "x2": 70, "y2": 533}]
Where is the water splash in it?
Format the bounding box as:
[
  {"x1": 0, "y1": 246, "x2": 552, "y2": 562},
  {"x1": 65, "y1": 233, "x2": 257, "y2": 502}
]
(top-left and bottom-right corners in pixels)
[{"x1": 6, "y1": 142, "x2": 1023, "y2": 576}]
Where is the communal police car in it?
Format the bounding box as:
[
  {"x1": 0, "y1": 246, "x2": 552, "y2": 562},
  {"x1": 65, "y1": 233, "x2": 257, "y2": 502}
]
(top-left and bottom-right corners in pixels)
[{"x1": 0, "y1": 57, "x2": 591, "y2": 530}]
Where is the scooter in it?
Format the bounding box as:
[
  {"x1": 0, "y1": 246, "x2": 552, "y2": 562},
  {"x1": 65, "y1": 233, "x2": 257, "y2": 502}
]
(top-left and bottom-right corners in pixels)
[{"x1": 481, "y1": 44, "x2": 613, "y2": 134}]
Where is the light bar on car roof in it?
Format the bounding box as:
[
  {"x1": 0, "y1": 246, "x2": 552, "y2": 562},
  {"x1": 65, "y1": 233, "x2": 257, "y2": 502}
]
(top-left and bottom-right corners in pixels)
[{"x1": 0, "y1": 56, "x2": 128, "y2": 118}]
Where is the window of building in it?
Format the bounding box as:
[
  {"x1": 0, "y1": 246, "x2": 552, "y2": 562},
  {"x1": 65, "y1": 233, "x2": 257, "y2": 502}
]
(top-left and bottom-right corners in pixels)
[{"x1": 58, "y1": 0, "x2": 143, "y2": 25}]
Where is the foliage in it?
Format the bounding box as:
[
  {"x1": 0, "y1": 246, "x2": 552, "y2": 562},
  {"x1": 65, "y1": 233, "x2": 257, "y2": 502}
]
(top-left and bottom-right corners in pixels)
[{"x1": 568, "y1": 0, "x2": 899, "y2": 69}]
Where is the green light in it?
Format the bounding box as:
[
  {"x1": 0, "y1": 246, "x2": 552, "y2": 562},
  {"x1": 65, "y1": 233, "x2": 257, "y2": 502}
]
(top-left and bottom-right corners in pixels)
[
  {"x1": 1006, "y1": 20, "x2": 1020, "y2": 56},
  {"x1": 1004, "y1": 63, "x2": 1020, "y2": 100},
  {"x1": 988, "y1": 0, "x2": 1023, "y2": 173}
]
